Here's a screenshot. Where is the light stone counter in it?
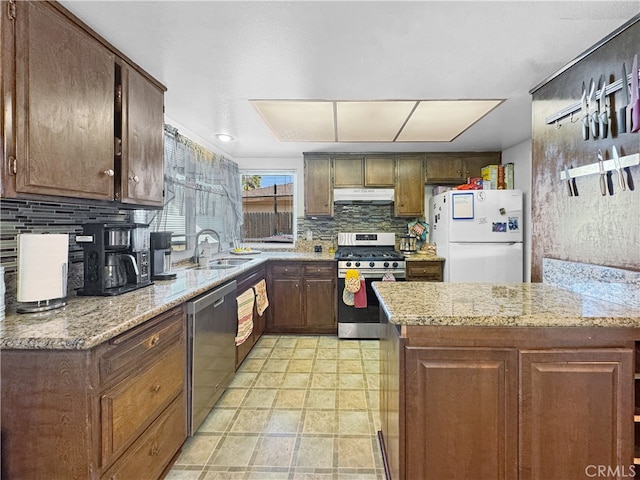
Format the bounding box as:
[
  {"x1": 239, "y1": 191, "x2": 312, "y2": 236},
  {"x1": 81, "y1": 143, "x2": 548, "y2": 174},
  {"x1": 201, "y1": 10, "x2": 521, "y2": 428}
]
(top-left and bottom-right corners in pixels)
[
  {"x1": 0, "y1": 251, "x2": 334, "y2": 350},
  {"x1": 372, "y1": 281, "x2": 640, "y2": 328}
]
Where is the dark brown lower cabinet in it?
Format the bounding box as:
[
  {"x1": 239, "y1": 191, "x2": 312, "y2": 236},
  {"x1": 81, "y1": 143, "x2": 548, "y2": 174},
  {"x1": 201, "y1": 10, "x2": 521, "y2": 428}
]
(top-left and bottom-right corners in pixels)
[
  {"x1": 0, "y1": 306, "x2": 187, "y2": 479},
  {"x1": 235, "y1": 265, "x2": 267, "y2": 369},
  {"x1": 380, "y1": 323, "x2": 636, "y2": 480}
]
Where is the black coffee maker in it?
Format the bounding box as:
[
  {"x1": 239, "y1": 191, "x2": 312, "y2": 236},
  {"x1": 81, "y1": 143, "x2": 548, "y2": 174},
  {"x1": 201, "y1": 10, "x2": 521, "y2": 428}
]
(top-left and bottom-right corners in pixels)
[
  {"x1": 150, "y1": 231, "x2": 176, "y2": 280},
  {"x1": 77, "y1": 222, "x2": 152, "y2": 296}
]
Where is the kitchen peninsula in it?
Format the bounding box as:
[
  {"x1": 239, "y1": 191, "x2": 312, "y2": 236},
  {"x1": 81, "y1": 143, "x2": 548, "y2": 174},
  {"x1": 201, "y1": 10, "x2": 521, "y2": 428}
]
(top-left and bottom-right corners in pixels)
[{"x1": 374, "y1": 281, "x2": 640, "y2": 480}]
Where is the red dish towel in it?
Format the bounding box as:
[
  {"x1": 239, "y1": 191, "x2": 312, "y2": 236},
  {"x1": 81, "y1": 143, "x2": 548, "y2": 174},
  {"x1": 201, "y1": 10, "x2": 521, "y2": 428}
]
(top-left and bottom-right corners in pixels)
[{"x1": 354, "y1": 279, "x2": 367, "y2": 308}]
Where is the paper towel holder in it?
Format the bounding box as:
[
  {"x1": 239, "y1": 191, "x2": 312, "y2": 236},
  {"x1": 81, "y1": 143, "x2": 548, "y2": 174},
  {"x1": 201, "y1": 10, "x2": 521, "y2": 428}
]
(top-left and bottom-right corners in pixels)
[{"x1": 16, "y1": 233, "x2": 69, "y2": 314}]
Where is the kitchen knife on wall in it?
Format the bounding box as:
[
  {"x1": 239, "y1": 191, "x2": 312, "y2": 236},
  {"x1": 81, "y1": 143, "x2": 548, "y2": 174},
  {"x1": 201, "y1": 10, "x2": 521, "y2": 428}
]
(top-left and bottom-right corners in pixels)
[
  {"x1": 618, "y1": 62, "x2": 629, "y2": 134},
  {"x1": 630, "y1": 54, "x2": 640, "y2": 133},
  {"x1": 588, "y1": 78, "x2": 599, "y2": 139},
  {"x1": 581, "y1": 81, "x2": 589, "y2": 140},
  {"x1": 612, "y1": 146, "x2": 626, "y2": 191},
  {"x1": 598, "y1": 75, "x2": 608, "y2": 138}
]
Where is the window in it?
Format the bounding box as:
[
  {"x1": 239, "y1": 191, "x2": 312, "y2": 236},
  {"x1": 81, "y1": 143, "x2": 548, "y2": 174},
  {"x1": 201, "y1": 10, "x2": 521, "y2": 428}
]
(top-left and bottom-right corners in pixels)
[
  {"x1": 138, "y1": 126, "x2": 243, "y2": 261},
  {"x1": 241, "y1": 172, "x2": 295, "y2": 245}
]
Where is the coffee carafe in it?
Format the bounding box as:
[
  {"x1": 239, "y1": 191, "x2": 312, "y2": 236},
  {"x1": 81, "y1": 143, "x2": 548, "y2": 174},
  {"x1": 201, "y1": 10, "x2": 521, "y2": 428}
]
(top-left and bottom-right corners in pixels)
[
  {"x1": 150, "y1": 231, "x2": 176, "y2": 280},
  {"x1": 77, "y1": 222, "x2": 153, "y2": 296}
]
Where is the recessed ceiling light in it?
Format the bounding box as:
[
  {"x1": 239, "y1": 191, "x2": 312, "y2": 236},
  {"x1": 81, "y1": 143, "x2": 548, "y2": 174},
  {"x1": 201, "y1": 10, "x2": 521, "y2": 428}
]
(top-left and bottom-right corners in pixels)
[{"x1": 216, "y1": 133, "x2": 235, "y2": 142}]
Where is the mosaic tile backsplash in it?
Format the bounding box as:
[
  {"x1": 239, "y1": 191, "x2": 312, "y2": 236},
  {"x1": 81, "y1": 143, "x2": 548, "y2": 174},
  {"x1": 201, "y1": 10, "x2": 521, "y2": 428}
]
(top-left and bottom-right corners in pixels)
[{"x1": 543, "y1": 258, "x2": 640, "y2": 309}]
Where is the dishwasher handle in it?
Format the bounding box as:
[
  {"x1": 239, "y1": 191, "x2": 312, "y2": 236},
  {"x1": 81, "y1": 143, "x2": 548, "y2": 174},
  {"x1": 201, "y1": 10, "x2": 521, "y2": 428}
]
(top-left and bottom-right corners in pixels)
[{"x1": 186, "y1": 280, "x2": 237, "y2": 315}]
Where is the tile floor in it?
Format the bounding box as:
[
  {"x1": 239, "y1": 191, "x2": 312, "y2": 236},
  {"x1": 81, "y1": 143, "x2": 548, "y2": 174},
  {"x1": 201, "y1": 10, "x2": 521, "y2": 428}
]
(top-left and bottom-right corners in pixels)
[{"x1": 166, "y1": 335, "x2": 384, "y2": 480}]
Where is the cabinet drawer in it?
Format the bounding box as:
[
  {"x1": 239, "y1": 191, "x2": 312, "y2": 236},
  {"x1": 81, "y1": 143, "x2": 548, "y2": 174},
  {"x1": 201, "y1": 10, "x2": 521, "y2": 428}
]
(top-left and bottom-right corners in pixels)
[
  {"x1": 101, "y1": 342, "x2": 185, "y2": 466},
  {"x1": 270, "y1": 264, "x2": 302, "y2": 277},
  {"x1": 303, "y1": 263, "x2": 335, "y2": 277},
  {"x1": 100, "y1": 306, "x2": 184, "y2": 386},
  {"x1": 101, "y1": 393, "x2": 186, "y2": 480},
  {"x1": 407, "y1": 261, "x2": 442, "y2": 281}
]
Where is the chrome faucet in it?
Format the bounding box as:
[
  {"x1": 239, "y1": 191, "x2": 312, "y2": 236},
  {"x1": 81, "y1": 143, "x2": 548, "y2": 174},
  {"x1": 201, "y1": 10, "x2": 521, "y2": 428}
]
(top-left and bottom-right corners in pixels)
[{"x1": 193, "y1": 229, "x2": 221, "y2": 264}]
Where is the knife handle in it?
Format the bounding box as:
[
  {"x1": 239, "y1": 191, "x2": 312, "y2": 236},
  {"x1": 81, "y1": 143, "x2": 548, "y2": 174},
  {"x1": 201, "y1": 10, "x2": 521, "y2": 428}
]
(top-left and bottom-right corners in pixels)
[
  {"x1": 589, "y1": 113, "x2": 599, "y2": 139},
  {"x1": 599, "y1": 112, "x2": 608, "y2": 138},
  {"x1": 582, "y1": 115, "x2": 589, "y2": 140},
  {"x1": 631, "y1": 100, "x2": 640, "y2": 133},
  {"x1": 618, "y1": 106, "x2": 627, "y2": 134}
]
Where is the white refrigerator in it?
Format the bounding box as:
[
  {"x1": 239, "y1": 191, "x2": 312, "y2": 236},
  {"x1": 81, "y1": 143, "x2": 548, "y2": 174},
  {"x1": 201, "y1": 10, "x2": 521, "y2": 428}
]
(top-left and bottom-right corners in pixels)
[{"x1": 429, "y1": 189, "x2": 523, "y2": 282}]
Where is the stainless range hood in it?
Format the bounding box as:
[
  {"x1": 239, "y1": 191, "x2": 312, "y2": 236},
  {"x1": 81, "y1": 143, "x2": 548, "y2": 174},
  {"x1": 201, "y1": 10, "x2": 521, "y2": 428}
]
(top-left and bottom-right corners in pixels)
[{"x1": 333, "y1": 188, "x2": 394, "y2": 204}]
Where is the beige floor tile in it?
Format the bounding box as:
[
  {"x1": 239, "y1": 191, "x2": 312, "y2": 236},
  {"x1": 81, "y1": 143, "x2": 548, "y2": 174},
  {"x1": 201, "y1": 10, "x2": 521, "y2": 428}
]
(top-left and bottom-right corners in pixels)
[
  {"x1": 363, "y1": 360, "x2": 380, "y2": 374},
  {"x1": 270, "y1": 347, "x2": 295, "y2": 359},
  {"x1": 261, "y1": 359, "x2": 290, "y2": 372},
  {"x1": 337, "y1": 437, "x2": 375, "y2": 468},
  {"x1": 296, "y1": 336, "x2": 320, "y2": 349},
  {"x1": 366, "y1": 373, "x2": 380, "y2": 390},
  {"x1": 338, "y1": 390, "x2": 367, "y2": 410},
  {"x1": 241, "y1": 358, "x2": 266, "y2": 372},
  {"x1": 254, "y1": 371, "x2": 285, "y2": 388},
  {"x1": 252, "y1": 435, "x2": 296, "y2": 467},
  {"x1": 293, "y1": 348, "x2": 316, "y2": 359},
  {"x1": 275, "y1": 388, "x2": 307, "y2": 409},
  {"x1": 165, "y1": 470, "x2": 203, "y2": 480},
  {"x1": 339, "y1": 359, "x2": 363, "y2": 373},
  {"x1": 276, "y1": 336, "x2": 298, "y2": 347},
  {"x1": 198, "y1": 408, "x2": 236, "y2": 433},
  {"x1": 247, "y1": 346, "x2": 272, "y2": 359},
  {"x1": 208, "y1": 434, "x2": 260, "y2": 467},
  {"x1": 339, "y1": 348, "x2": 361, "y2": 360},
  {"x1": 315, "y1": 348, "x2": 338, "y2": 360},
  {"x1": 292, "y1": 473, "x2": 333, "y2": 480},
  {"x1": 338, "y1": 373, "x2": 365, "y2": 390},
  {"x1": 216, "y1": 388, "x2": 248, "y2": 408},
  {"x1": 281, "y1": 372, "x2": 311, "y2": 388},
  {"x1": 338, "y1": 410, "x2": 372, "y2": 435},
  {"x1": 317, "y1": 336, "x2": 339, "y2": 348},
  {"x1": 174, "y1": 434, "x2": 221, "y2": 465},
  {"x1": 266, "y1": 409, "x2": 302, "y2": 433},
  {"x1": 228, "y1": 371, "x2": 257, "y2": 388},
  {"x1": 305, "y1": 389, "x2": 336, "y2": 409},
  {"x1": 362, "y1": 348, "x2": 379, "y2": 360},
  {"x1": 295, "y1": 437, "x2": 334, "y2": 468},
  {"x1": 202, "y1": 472, "x2": 246, "y2": 480},
  {"x1": 303, "y1": 410, "x2": 337, "y2": 434},
  {"x1": 313, "y1": 359, "x2": 337, "y2": 372},
  {"x1": 257, "y1": 336, "x2": 278, "y2": 347},
  {"x1": 289, "y1": 359, "x2": 314, "y2": 372},
  {"x1": 310, "y1": 372, "x2": 338, "y2": 389},
  {"x1": 229, "y1": 409, "x2": 270, "y2": 433},
  {"x1": 242, "y1": 388, "x2": 278, "y2": 407}
]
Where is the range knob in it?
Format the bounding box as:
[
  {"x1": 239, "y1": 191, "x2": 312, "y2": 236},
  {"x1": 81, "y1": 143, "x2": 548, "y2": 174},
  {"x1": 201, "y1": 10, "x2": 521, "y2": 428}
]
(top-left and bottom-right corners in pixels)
[
  {"x1": 355, "y1": 262, "x2": 361, "y2": 267},
  {"x1": 392, "y1": 262, "x2": 398, "y2": 268},
  {"x1": 369, "y1": 261, "x2": 375, "y2": 268},
  {"x1": 346, "y1": 262, "x2": 352, "y2": 267},
  {"x1": 384, "y1": 262, "x2": 390, "y2": 268}
]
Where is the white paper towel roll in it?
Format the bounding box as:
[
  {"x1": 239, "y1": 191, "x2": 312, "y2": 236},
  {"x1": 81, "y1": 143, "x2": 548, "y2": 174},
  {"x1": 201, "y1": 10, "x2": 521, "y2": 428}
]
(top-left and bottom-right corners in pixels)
[{"x1": 17, "y1": 234, "x2": 69, "y2": 302}]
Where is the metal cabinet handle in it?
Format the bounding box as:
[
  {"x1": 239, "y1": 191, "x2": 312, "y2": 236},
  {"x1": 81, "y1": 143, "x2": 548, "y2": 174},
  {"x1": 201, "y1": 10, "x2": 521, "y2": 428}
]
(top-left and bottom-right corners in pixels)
[
  {"x1": 150, "y1": 443, "x2": 160, "y2": 456},
  {"x1": 147, "y1": 334, "x2": 160, "y2": 348},
  {"x1": 152, "y1": 384, "x2": 161, "y2": 394},
  {"x1": 103, "y1": 169, "x2": 115, "y2": 177},
  {"x1": 129, "y1": 174, "x2": 140, "y2": 183}
]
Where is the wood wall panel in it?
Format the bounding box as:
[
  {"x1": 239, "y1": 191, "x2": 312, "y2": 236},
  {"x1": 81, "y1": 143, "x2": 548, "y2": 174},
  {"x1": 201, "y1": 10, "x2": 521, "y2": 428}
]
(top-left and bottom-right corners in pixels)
[{"x1": 530, "y1": 18, "x2": 640, "y2": 281}]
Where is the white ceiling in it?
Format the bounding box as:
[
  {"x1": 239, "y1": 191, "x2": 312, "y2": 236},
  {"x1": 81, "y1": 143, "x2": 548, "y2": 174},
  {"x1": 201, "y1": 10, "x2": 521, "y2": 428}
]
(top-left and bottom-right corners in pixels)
[{"x1": 60, "y1": 1, "x2": 640, "y2": 160}]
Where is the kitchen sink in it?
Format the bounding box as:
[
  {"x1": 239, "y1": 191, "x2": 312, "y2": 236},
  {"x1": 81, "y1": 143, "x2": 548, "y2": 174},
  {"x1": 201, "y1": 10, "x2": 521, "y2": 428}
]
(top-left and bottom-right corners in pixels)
[{"x1": 210, "y1": 258, "x2": 252, "y2": 266}]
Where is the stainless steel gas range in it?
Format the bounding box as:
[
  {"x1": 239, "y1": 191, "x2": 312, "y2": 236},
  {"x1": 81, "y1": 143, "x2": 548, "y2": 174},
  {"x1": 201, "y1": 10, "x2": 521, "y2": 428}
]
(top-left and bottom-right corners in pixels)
[{"x1": 335, "y1": 232, "x2": 406, "y2": 339}]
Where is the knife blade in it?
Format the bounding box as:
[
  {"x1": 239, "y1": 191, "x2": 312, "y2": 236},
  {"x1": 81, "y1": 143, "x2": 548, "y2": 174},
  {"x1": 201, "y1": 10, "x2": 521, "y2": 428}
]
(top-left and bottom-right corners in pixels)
[
  {"x1": 581, "y1": 81, "x2": 589, "y2": 140},
  {"x1": 612, "y1": 146, "x2": 626, "y2": 191},
  {"x1": 618, "y1": 62, "x2": 629, "y2": 134},
  {"x1": 588, "y1": 78, "x2": 599, "y2": 138},
  {"x1": 631, "y1": 54, "x2": 640, "y2": 133},
  {"x1": 598, "y1": 75, "x2": 608, "y2": 138}
]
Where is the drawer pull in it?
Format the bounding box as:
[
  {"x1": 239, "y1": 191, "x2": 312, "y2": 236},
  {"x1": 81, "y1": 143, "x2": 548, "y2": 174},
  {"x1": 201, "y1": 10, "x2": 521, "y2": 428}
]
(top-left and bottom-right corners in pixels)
[
  {"x1": 150, "y1": 443, "x2": 160, "y2": 456},
  {"x1": 147, "y1": 334, "x2": 160, "y2": 348},
  {"x1": 152, "y1": 384, "x2": 161, "y2": 394}
]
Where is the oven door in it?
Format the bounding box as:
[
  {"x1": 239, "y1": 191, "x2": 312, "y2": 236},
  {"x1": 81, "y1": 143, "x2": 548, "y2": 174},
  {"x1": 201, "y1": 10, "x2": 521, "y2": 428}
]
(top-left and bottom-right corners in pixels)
[{"x1": 337, "y1": 276, "x2": 401, "y2": 339}]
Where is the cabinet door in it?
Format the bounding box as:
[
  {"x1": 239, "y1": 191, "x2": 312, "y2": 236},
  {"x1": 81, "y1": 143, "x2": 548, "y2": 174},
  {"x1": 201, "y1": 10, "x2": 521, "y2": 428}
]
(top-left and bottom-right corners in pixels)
[
  {"x1": 333, "y1": 156, "x2": 363, "y2": 187},
  {"x1": 463, "y1": 153, "x2": 500, "y2": 179},
  {"x1": 304, "y1": 156, "x2": 333, "y2": 217},
  {"x1": 14, "y1": 1, "x2": 115, "y2": 200},
  {"x1": 406, "y1": 261, "x2": 443, "y2": 282},
  {"x1": 119, "y1": 62, "x2": 165, "y2": 207},
  {"x1": 365, "y1": 156, "x2": 395, "y2": 187},
  {"x1": 304, "y1": 277, "x2": 336, "y2": 331},
  {"x1": 520, "y1": 349, "x2": 634, "y2": 480},
  {"x1": 394, "y1": 155, "x2": 424, "y2": 217},
  {"x1": 424, "y1": 154, "x2": 465, "y2": 183},
  {"x1": 405, "y1": 347, "x2": 518, "y2": 480},
  {"x1": 268, "y1": 278, "x2": 303, "y2": 330}
]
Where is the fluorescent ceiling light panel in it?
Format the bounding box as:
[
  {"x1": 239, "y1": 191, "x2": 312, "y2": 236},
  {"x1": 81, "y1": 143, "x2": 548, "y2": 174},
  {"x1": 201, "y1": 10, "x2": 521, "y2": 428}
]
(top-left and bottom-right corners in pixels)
[
  {"x1": 336, "y1": 101, "x2": 417, "y2": 142},
  {"x1": 397, "y1": 100, "x2": 503, "y2": 142},
  {"x1": 250, "y1": 100, "x2": 335, "y2": 142}
]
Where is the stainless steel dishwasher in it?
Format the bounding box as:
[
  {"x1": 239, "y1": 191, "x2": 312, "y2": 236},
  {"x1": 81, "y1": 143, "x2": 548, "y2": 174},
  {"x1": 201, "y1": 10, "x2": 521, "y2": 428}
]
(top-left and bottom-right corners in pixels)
[{"x1": 186, "y1": 280, "x2": 237, "y2": 435}]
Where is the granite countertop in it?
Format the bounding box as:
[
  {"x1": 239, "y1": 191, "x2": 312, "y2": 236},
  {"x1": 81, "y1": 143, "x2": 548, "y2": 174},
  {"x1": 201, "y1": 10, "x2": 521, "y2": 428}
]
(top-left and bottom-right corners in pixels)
[
  {"x1": 372, "y1": 282, "x2": 640, "y2": 328},
  {"x1": 0, "y1": 250, "x2": 335, "y2": 350},
  {"x1": 404, "y1": 254, "x2": 445, "y2": 262}
]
